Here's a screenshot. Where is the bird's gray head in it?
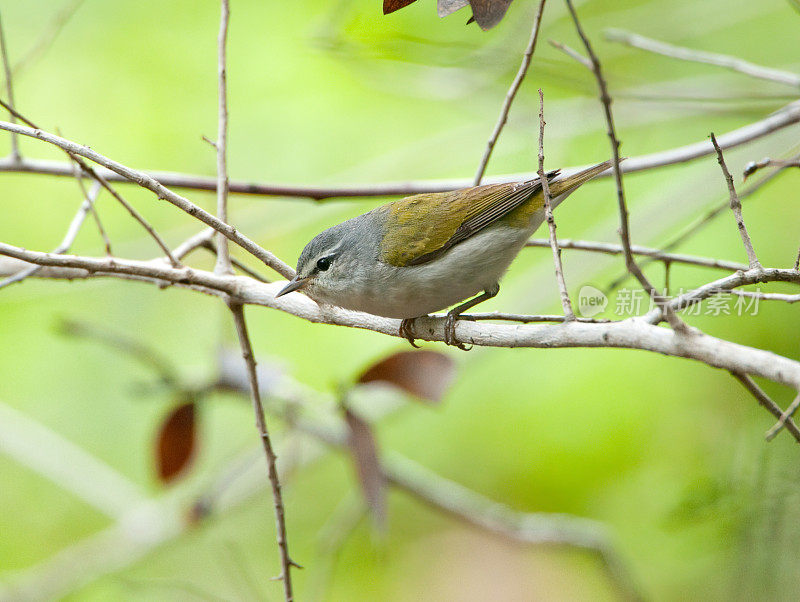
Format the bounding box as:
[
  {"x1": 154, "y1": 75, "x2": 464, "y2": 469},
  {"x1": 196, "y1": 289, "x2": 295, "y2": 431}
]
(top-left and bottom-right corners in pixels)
[{"x1": 276, "y1": 210, "x2": 382, "y2": 304}]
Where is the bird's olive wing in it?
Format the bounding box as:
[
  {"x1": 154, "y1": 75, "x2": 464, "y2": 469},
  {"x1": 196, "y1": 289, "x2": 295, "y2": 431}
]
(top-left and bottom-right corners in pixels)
[{"x1": 380, "y1": 170, "x2": 558, "y2": 267}]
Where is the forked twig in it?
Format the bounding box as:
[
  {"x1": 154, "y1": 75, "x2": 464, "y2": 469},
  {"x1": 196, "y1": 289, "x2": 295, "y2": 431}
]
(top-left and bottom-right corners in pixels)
[
  {"x1": 474, "y1": 0, "x2": 547, "y2": 185},
  {"x1": 537, "y1": 88, "x2": 575, "y2": 319},
  {"x1": 710, "y1": 133, "x2": 761, "y2": 269},
  {"x1": 562, "y1": 0, "x2": 686, "y2": 332}
]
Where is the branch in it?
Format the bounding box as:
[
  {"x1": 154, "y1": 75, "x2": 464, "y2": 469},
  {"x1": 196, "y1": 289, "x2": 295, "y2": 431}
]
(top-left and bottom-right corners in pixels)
[
  {"x1": 563, "y1": 0, "x2": 686, "y2": 332},
  {"x1": 1, "y1": 100, "x2": 799, "y2": 200},
  {"x1": 525, "y1": 238, "x2": 748, "y2": 272},
  {"x1": 214, "y1": 0, "x2": 233, "y2": 276},
  {"x1": 644, "y1": 266, "x2": 800, "y2": 323},
  {"x1": 743, "y1": 157, "x2": 800, "y2": 179},
  {"x1": 710, "y1": 133, "x2": 760, "y2": 269},
  {"x1": 473, "y1": 0, "x2": 547, "y2": 185},
  {"x1": 730, "y1": 372, "x2": 800, "y2": 443},
  {"x1": 606, "y1": 157, "x2": 798, "y2": 291},
  {"x1": 730, "y1": 290, "x2": 800, "y2": 303},
  {"x1": 2, "y1": 243, "x2": 800, "y2": 393},
  {"x1": 538, "y1": 88, "x2": 575, "y2": 319},
  {"x1": 73, "y1": 163, "x2": 112, "y2": 256},
  {"x1": 0, "y1": 101, "x2": 180, "y2": 266},
  {"x1": 765, "y1": 392, "x2": 800, "y2": 441},
  {"x1": 229, "y1": 303, "x2": 298, "y2": 599},
  {"x1": 0, "y1": 120, "x2": 294, "y2": 278},
  {"x1": 0, "y1": 181, "x2": 100, "y2": 289},
  {"x1": 0, "y1": 10, "x2": 19, "y2": 160},
  {"x1": 604, "y1": 28, "x2": 800, "y2": 89}
]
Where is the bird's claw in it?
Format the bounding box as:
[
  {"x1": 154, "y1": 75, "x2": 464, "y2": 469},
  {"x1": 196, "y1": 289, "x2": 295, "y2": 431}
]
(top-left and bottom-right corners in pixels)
[
  {"x1": 399, "y1": 318, "x2": 420, "y2": 348},
  {"x1": 444, "y1": 312, "x2": 471, "y2": 351}
]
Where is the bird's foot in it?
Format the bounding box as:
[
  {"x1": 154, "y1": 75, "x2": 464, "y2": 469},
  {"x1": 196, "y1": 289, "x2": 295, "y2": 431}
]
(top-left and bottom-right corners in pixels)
[
  {"x1": 444, "y1": 312, "x2": 471, "y2": 351},
  {"x1": 399, "y1": 318, "x2": 421, "y2": 348}
]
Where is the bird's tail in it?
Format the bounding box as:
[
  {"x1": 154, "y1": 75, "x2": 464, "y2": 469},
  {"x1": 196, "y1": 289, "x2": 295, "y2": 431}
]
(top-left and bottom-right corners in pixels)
[{"x1": 546, "y1": 158, "x2": 623, "y2": 205}]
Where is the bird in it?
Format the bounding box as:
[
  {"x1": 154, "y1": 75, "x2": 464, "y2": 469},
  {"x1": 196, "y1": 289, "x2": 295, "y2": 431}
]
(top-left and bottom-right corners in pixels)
[{"x1": 277, "y1": 159, "x2": 615, "y2": 348}]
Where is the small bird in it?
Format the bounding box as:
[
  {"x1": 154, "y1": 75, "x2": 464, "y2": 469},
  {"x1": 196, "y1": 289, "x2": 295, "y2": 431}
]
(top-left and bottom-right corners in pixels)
[{"x1": 277, "y1": 160, "x2": 615, "y2": 348}]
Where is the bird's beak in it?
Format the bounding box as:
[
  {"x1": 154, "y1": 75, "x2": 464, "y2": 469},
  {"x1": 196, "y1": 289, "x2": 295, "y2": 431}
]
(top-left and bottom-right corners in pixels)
[{"x1": 276, "y1": 275, "x2": 308, "y2": 298}]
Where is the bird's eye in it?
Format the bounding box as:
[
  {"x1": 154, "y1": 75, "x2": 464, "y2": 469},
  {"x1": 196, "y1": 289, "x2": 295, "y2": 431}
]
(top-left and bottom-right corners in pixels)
[{"x1": 316, "y1": 257, "x2": 331, "y2": 271}]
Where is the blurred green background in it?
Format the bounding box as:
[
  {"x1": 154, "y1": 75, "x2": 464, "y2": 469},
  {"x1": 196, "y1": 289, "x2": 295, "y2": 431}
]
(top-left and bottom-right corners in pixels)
[{"x1": 1, "y1": 0, "x2": 800, "y2": 600}]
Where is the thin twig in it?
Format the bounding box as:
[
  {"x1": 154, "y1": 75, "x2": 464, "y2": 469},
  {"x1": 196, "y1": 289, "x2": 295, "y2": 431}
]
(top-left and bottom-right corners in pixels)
[
  {"x1": 11, "y1": 0, "x2": 84, "y2": 77},
  {"x1": 765, "y1": 393, "x2": 800, "y2": 441},
  {"x1": 606, "y1": 158, "x2": 798, "y2": 292},
  {"x1": 563, "y1": 0, "x2": 686, "y2": 332},
  {"x1": 214, "y1": 0, "x2": 233, "y2": 276},
  {"x1": 0, "y1": 100, "x2": 180, "y2": 267},
  {"x1": 0, "y1": 10, "x2": 19, "y2": 161},
  {"x1": 2, "y1": 100, "x2": 800, "y2": 200},
  {"x1": 710, "y1": 133, "x2": 761, "y2": 269},
  {"x1": 228, "y1": 302, "x2": 298, "y2": 601},
  {"x1": 526, "y1": 238, "x2": 748, "y2": 272},
  {"x1": 604, "y1": 28, "x2": 800, "y2": 89},
  {"x1": 730, "y1": 372, "x2": 800, "y2": 444},
  {"x1": 548, "y1": 39, "x2": 592, "y2": 68},
  {"x1": 743, "y1": 157, "x2": 800, "y2": 180},
  {"x1": 473, "y1": 0, "x2": 547, "y2": 186},
  {"x1": 0, "y1": 118, "x2": 294, "y2": 278},
  {"x1": 538, "y1": 88, "x2": 575, "y2": 319},
  {"x1": 459, "y1": 312, "x2": 609, "y2": 323},
  {"x1": 644, "y1": 266, "x2": 800, "y2": 323},
  {"x1": 0, "y1": 181, "x2": 101, "y2": 289},
  {"x1": 72, "y1": 162, "x2": 112, "y2": 256},
  {"x1": 731, "y1": 290, "x2": 800, "y2": 303}
]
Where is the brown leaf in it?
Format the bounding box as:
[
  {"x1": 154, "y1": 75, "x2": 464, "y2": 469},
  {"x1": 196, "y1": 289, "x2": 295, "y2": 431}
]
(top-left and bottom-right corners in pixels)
[
  {"x1": 383, "y1": 0, "x2": 419, "y2": 15},
  {"x1": 344, "y1": 407, "x2": 386, "y2": 529},
  {"x1": 468, "y1": 0, "x2": 513, "y2": 29},
  {"x1": 358, "y1": 350, "x2": 455, "y2": 404},
  {"x1": 155, "y1": 401, "x2": 197, "y2": 483}
]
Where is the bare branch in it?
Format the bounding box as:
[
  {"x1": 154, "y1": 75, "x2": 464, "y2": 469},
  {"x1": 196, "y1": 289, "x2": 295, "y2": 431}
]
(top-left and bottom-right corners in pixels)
[
  {"x1": 460, "y1": 312, "x2": 608, "y2": 323},
  {"x1": 0, "y1": 182, "x2": 101, "y2": 289},
  {"x1": 2, "y1": 242, "x2": 800, "y2": 392},
  {"x1": 743, "y1": 157, "x2": 800, "y2": 179},
  {"x1": 11, "y1": 0, "x2": 84, "y2": 77},
  {"x1": 604, "y1": 28, "x2": 800, "y2": 89},
  {"x1": 765, "y1": 393, "x2": 800, "y2": 441},
  {"x1": 526, "y1": 238, "x2": 748, "y2": 272},
  {"x1": 0, "y1": 119, "x2": 294, "y2": 278},
  {"x1": 538, "y1": 88, "x2": 575, "y2": 319},
  {"x1": 730, "y1": 372, "x2": 800, "y2": 444},
  {"x1": 710, "y1": 132, "x2": 761, "y2": 269},
  {"x1": 1, "y1": 100, "x2": 799, "y2": 200},
  {"x1": 72, "y1": 163, "x2": 112, "y2": 256},
  {"x1": 214, "y1": 0, "x2": 233, "y2": 276},
  {"x1": 228, "y1": 303, "x2": 298, "y2": 599},
  {"x1": 644, "y1": 266, "x2": 800, "y2": 323},
  {"x1": 548, "y1": 39, "x2": 592, "y2": 69},
  {"x1": 0, "y1": 10, "x2": 19, "y2": 160},
  {"x1": 731, "y1": 290, "x2": 800, "y2": 303},
  {"x1": 0, "y1": 100, "x2": 180, "y2": 266},
  {"x1": 607, "y1": 158, "x2": 798, "y2": 291},
  {"x1": 563, "y1": 0, "x2": 687, "y2": 332},
  {"x1": 474, "y1": 0, "x2": 547, "y2": 185}
]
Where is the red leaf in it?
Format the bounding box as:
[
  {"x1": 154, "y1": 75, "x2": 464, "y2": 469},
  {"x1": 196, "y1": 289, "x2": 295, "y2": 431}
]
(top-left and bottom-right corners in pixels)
[
  {"x1": 155, "y1": 401, "x2": 197, "y2": 483},
  {"x1": 383, "y1": 0, "x2": 419, "y2": 15},
  {"x1": 468, "y1": 0, "x2": 513, "y2": 29},
  {"x1": 344, "y1": 407, "x2": 386, "y2": 529},
  {"x1": 358, "y1": 350, "x2": 455, "y2": 404}
]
